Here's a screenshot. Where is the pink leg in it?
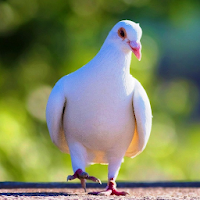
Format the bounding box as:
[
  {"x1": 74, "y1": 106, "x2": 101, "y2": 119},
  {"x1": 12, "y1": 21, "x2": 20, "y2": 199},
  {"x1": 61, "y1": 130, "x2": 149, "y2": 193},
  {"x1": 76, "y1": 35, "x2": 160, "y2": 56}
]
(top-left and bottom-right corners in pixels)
[
  {"x1": 88, "y1": 178, "x2": 129, "y2": 196},
  {"x1": 67, "y1": 169, "x2": 101, "y2": 192}
]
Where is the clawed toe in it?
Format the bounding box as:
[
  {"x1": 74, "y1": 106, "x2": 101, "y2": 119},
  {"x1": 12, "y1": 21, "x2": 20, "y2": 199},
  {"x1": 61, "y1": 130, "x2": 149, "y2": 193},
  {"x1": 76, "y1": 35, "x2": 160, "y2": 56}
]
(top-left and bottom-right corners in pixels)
[
  {"x1": 78, "y1": 171, "x2": 101, "y2": 184},
  {"x1": 67, "y1": 169, "x2": 101, "y2": 183},
  {"x1": 86, "y1": 175, "x2": 102, "y2": 184},
  {"x1": 67, "y1": 169, "x2": 101, "y2": 192},
  {"x1": 88, "y1": 178, "x2": 129, "y2": 196},
  {"x1": 67, "y1": 175, "x2": 76, "y2": 181}
]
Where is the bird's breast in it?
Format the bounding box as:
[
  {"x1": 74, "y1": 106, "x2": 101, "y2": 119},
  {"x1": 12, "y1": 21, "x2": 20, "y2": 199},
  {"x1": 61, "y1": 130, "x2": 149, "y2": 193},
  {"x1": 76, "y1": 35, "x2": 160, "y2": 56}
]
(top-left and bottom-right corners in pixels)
[{"x1": 63, "y1": 73, "x2": 135, "y2": 151}]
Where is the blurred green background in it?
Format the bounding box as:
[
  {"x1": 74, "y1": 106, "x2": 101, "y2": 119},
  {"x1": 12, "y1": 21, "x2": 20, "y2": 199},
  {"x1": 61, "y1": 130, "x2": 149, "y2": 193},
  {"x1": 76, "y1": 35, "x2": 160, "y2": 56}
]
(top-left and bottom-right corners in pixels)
[{"x1": 0, "y1": 0, "x2": 200, "y2": 182}]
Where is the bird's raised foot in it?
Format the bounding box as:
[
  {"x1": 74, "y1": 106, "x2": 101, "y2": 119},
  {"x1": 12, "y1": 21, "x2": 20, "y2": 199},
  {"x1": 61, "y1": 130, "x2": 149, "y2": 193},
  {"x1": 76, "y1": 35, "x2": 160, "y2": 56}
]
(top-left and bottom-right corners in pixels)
[
  {"x1": 88, "y1": 178, "x2": 129, "y2": 196},
  {"x1": 67, "y1": 169, "x2": 101, "y2": 192},
  {"x1": 67, "y1": 169, "x2": 101, "y2": 183}
]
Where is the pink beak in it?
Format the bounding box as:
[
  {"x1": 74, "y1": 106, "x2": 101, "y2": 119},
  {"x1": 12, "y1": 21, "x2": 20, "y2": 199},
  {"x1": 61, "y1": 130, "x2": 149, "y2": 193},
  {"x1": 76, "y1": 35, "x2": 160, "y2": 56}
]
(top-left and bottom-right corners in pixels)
[{"x1": 129, "y1": 41, "x2": 141, "y2": 61}]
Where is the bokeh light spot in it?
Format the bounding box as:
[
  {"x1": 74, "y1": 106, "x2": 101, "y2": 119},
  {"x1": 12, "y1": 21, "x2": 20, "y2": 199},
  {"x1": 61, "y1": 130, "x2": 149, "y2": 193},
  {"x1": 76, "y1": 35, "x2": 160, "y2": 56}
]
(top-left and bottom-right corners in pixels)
[{"x1": 26, "y1": 86, "x2": 52, "y2": 122}]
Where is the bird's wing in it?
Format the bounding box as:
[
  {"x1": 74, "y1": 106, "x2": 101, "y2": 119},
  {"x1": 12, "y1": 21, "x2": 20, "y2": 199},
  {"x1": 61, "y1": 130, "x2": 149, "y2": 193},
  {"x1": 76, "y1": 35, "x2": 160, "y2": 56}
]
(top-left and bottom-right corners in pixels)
[
  {"x1": 125, "y1": 79, "x2": 152, "y2": 158},
  {"x1": 46, "y1": 78, "x2": 69, "y2": 153}
]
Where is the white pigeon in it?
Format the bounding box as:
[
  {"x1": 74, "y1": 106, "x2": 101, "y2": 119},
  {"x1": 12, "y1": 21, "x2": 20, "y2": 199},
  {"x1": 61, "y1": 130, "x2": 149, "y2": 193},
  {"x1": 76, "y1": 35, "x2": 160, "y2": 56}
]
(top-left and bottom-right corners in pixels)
[{"x1": 46, "y1": 20, "x2": 152, "y2": 196}]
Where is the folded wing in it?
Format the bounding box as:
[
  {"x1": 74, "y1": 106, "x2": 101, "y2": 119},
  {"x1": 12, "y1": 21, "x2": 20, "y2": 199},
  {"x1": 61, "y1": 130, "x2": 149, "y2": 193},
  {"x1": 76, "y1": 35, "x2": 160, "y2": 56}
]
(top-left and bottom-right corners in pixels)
[
  {"x1": 46, "y1": 79, "x2": 69, "y2": 153},
  {"x1": 125, "y1": 79, "x2": 152, "y2": 158}
]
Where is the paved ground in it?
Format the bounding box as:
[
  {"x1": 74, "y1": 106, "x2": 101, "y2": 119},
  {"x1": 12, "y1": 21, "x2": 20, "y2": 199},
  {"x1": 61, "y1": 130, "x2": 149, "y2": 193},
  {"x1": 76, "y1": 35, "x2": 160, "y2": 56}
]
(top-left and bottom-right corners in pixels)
[{"x1": 0, "y1": 182, "x2": 200, "y2": 199}]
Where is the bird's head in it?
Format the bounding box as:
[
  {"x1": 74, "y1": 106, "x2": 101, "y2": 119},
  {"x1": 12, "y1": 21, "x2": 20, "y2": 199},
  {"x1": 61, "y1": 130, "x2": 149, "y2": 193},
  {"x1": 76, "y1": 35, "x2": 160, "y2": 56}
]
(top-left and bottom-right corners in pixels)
[{"x1": 107, "y1": 20, "x2": 142, "y2": 61}]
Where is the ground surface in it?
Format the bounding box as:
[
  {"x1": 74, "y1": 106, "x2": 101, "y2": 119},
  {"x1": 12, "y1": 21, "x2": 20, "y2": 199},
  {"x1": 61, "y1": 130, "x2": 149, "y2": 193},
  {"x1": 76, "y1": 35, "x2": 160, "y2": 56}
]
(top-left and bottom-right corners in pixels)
[{"x1": 0, "y1": 182, "x2": 200, "y2": 200}]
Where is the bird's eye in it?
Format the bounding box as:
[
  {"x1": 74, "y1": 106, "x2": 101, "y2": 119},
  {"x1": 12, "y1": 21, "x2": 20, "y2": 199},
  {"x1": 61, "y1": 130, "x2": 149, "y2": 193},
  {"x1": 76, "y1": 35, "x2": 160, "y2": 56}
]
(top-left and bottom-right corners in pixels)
[{"x1": 118, "y1": 27, "x2": 127, "y2": 39}]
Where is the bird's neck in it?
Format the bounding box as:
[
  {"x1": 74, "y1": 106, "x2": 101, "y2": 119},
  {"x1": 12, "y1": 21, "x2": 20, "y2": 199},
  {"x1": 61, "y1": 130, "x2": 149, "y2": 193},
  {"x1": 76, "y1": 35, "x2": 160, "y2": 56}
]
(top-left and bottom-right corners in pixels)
[{"x1": 89, "y1": 42, "x2": 132, "y2": 77}]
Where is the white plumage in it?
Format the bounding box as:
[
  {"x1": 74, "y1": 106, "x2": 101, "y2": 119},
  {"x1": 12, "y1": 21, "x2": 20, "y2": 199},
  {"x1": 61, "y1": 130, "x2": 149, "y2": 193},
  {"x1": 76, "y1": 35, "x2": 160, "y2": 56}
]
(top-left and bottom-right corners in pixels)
[{"x1": 46, "y1": 20, "x2": 152, "y2": 196}]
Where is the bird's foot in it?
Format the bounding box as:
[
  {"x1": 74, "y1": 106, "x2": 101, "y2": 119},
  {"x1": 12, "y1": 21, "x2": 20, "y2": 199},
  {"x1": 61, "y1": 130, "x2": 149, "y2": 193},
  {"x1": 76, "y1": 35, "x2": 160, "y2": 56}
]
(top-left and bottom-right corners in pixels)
[
  {"x1": 67, "y1": 169, "x2": 101, "y2": 192},
  {"x1": 88, "y1": 178, "x2": 129, "y2": 196}
]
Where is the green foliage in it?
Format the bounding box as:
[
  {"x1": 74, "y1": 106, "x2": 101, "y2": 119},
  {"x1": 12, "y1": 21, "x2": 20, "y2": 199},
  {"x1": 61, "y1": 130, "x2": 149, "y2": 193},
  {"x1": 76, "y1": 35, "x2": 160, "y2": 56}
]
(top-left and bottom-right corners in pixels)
[{"x1": 0, "y1": 0, "x2": 200, "y2": 182}]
